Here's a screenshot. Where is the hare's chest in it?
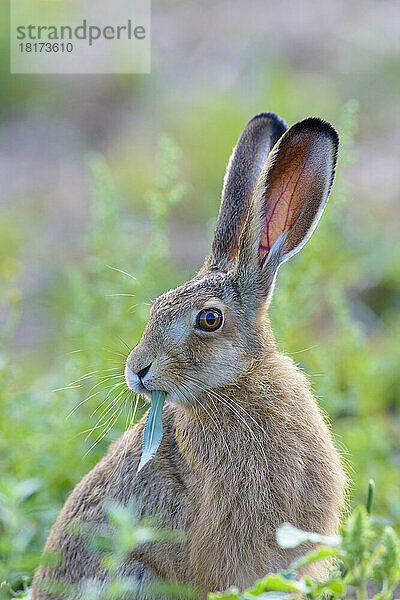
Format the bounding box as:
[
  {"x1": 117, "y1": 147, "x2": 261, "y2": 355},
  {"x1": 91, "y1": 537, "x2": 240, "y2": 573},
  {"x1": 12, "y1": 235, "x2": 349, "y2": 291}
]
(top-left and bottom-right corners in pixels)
[{"x1": 187, "y1": 474, "x2": 283, "y2": 590}]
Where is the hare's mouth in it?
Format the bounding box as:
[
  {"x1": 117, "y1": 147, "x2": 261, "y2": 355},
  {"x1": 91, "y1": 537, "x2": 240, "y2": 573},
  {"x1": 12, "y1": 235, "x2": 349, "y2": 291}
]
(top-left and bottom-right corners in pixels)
[{"x1": 125, "y1": 364, "x2": 169, "y2": 404}]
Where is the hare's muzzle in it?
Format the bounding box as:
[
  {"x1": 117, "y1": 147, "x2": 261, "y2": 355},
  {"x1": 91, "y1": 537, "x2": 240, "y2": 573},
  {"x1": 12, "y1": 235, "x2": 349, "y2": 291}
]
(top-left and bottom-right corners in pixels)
[
  {"x1": 124, "y1": 363, "x2": 151, "y2": 393},
  {"x1": 125, "y1": 342, "x2": 156, "y2": 392},
  {"x1": 125, "y1": 364, "x2": 142, "y2": 391}
]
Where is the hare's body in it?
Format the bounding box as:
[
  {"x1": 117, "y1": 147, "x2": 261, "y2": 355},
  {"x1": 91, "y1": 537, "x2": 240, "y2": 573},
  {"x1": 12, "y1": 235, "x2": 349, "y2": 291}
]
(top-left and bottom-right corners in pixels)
[
  {"x1": 35, "y1": 346, "x2": 344, "y2": 596},
  {"x1": 33, "y1": 113, "x2": 347, "y2": 598}
]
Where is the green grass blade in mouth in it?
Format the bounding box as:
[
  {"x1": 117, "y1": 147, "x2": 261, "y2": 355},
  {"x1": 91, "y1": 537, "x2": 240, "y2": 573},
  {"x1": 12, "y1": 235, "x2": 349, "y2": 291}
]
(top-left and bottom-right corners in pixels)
[{"x1": 137, "y1": 390, "x2": 166, "y2": 473}]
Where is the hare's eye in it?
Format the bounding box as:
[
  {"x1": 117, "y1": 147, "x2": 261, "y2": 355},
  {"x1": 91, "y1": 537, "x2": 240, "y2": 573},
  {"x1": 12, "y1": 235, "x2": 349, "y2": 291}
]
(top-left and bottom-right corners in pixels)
[{"x1": 196, "y1": 308, "x2": 223, "y2": 332}]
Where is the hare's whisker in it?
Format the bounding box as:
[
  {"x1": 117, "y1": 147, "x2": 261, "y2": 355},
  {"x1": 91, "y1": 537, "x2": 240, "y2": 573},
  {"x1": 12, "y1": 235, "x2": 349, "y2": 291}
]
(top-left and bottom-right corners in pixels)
[
  {"x1": 102, "y1": 391, "x2": 135, "y2": 486},
  {"x1": 85, "y1": 391, "x2": 130, "y2": 456},
  {"x1": 197, "y1": 394, "x2": 233, "y2": 468},
  {"x1": 104, "y1": 347, "x2": 129, "y2": 359},
  {"x1": 84, "y1": 386, "x2": 130, "y2": 440},
  {"x1": 66, "y1": 371, "x2": 125, "y2": 419},
  {"x1": 67, "y1": 390, "x2": 102, "y2": 418},
  {"x1": 64, "y1": 370, "x2": 100, "y2": 387},
  {"x1": 113, "y1": 334, "x2": 132, "y2": 352},
  {"x1": 88, "y1": 388, "x2": 128, "y2": 433},
  {"x1": 53, "y1": 384, "x2": 82, "y2": 392},
  {"x1": 177, "y1": 381, "x2": 210, "y2": 460},
  {"x1": 210, "y1": 391, "x2": 270, "y2": 481},
  {"x1": 80, "y1": 374, "x2": 124, "y2": 402},
  {"x1": 105, "y1": 293, "x2": 136, "y2": 297},
  {"x1": 90, "y1": 381, "x2": 127, "y2": 419},
  {"x1": 183, "y1": 374, "x2": 269, "y2": 479},
  {"x1": 289, "y1": 344, "x2": 318, "y2": 356},
  {"x1": 181, "y1": 376, "x2": 234, "y2": 467},
  {"x1": 106, "y1": 264, "x2": 136, "y2": 281},
  {"x1": 193, "y1": 405, "x2": 209, "y2": 460}
]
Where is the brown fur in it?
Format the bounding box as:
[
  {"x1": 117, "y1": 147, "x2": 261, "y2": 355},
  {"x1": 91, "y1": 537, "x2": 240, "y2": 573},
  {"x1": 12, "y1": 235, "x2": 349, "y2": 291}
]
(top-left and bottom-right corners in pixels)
[{"x1": 32, "y1": 114, "x2": 347, "y2": 599}]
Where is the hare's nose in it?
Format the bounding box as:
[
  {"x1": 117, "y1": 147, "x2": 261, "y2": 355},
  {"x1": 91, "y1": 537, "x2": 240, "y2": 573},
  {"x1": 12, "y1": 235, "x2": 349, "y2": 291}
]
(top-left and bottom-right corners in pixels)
[{"x1": 136, "y1": 363, "x2": 152, "y2": 381}]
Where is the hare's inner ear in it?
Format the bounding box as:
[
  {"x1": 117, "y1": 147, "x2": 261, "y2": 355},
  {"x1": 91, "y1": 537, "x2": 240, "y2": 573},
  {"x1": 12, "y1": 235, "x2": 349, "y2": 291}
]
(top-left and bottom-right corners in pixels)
[
  {"x1": 208, "y1": 112, "x2": 287, "y2": 271},
  {"x1": 236, "y1": 117, "x2": 339, "y2": 298}
]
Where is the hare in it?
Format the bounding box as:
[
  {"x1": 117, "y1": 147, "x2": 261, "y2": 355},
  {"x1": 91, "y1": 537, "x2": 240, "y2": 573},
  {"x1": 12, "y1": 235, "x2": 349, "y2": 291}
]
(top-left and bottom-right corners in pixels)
[{"x1": 32, "y1": 113, "x2": 347, "y2": 599}]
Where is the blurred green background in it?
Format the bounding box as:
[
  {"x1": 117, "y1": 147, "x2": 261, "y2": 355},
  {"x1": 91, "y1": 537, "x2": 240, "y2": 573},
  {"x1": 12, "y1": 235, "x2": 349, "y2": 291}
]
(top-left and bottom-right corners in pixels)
[{"x1": 0, "y1": 0, "x2": 399, "y2": 594}]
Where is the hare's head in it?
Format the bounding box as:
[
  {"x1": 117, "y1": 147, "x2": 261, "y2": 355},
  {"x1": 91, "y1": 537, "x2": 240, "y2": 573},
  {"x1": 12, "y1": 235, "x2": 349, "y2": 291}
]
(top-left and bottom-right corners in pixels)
[{"x1": 125, "y1": 113, "x2": 338, "y2": 405}]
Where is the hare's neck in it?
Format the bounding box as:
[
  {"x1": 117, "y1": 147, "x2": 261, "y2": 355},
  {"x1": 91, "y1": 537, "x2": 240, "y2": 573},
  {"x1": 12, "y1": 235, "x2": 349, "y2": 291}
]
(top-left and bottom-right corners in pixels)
[
  {"x1": 173, "y1": 347, "x2": 319, "y2": 478},
  {"x1": 173, "y1": 354, "x2": 298, "y2": 479}
]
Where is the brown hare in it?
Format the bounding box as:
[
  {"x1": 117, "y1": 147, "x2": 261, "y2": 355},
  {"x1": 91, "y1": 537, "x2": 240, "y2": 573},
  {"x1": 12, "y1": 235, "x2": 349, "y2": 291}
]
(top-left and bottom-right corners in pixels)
[{"x1": 32, "y1": 113, "x2": 347, "y2": 599}]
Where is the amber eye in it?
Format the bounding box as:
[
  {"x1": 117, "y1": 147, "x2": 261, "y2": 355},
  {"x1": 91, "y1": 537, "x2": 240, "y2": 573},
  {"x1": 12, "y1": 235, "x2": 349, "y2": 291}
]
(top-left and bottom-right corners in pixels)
[{"x1": 196, "y1": 308, "x2": 223, "y2": 332}]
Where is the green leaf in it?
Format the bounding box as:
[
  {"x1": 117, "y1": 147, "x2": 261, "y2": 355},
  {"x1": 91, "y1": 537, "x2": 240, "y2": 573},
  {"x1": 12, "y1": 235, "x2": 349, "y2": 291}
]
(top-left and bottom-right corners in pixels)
[
  {"x1": 137, "y1": 390, "x2": 167, "y2": 472},
  {"x1": 324, "y1": 578, "x2": 347, "y2": 595},
  {"x1": 373, "y1": 526, "x2": 400, "y2": 587},
  {"x1": 276, "y1": 523, "x2": 341, "y2": 549},
  {"x1": 146, "y1": 579, "x2": 197, "y2": 599},
  {"x1": 365, "y1": 479, "x2": 375, "y2": 515},
  {"x1": 249, "y1": 573, "x2": 306, "y2": 594},
  {"x1": 289, "y1": 546, "x2": 340, "y2": 570},
  {"x1": 243, "y1": 594, "x2": 294, "y2": 600},
  {"x1": 14, "y1": 478, "x2": 42, "y2": 504},
  {"x1": 341, "y1": 506, "x2": 372, "y2": 570},
  {"x1": 209, "y1": 586, "x2": 240, "y2": 600}
]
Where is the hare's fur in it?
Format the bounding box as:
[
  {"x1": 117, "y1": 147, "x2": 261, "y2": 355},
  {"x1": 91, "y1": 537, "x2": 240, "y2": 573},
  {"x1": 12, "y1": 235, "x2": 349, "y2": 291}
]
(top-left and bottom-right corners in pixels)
[{"x1": 33, "y1": 113, "x2": 347, "y2": 599}]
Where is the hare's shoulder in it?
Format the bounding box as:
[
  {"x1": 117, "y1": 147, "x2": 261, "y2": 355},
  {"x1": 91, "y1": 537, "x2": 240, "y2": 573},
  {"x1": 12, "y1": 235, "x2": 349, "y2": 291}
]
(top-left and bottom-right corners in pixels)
[
  {"x1": 57, "y1": 402, "x2": 188, "y2": 523},
  {"x1": 43, "y1": 403, "x2": 188, "y2": 554},
  {"x1": 33, "y1": 404, "x2": 188, "y2": 597}
]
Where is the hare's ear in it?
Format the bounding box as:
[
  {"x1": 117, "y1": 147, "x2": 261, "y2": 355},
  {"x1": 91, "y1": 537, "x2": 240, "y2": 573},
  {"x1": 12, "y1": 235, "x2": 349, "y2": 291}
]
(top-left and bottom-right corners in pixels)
[
  {"x1": 209, "y1": 112, "x2": 288, "y2": 271},
  {"x1": 236, "y1": 117, "x2": 339, "y2": 300}
]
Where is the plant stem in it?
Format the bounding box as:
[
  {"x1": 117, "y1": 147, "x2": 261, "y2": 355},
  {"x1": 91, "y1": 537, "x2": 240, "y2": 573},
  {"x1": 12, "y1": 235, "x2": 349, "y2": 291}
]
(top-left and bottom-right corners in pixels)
[{"x1": 366, "y1": 480, "x2": 375, "y2": 515}]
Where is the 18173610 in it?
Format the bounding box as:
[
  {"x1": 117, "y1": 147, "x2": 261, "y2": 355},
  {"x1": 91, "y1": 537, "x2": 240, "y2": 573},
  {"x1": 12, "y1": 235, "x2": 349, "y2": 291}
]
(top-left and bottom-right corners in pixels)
[{"x1": 18, "y1": 42, "x2": 73, "y2": 52}]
